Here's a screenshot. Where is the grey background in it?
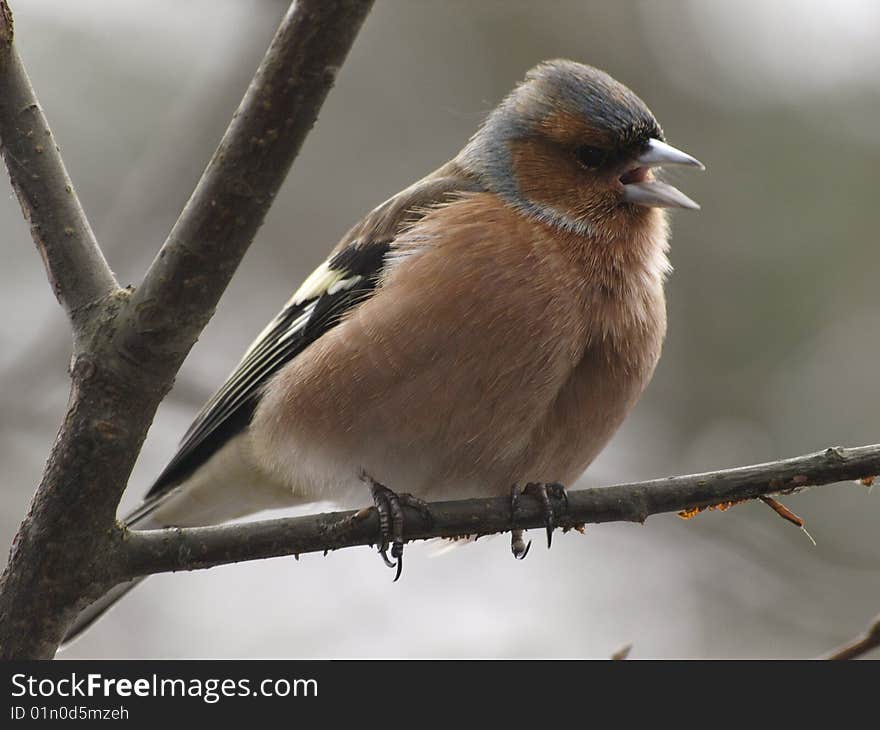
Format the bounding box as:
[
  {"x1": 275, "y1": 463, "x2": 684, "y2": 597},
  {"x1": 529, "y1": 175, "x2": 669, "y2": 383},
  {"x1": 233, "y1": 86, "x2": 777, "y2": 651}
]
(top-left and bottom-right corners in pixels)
[{"x1": 2, "y1": 0, "x2": 878, "y2": 658}]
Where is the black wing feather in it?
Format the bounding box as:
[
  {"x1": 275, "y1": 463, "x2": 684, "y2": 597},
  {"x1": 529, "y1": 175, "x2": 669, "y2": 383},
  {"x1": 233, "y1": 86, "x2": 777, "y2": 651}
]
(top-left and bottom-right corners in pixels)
[
  {"x1": 143, "y1": 241, "x2": 392, "y2": 501},
  {"x1": 138, "y1": 162, "x2": 484, "y2": 511}
]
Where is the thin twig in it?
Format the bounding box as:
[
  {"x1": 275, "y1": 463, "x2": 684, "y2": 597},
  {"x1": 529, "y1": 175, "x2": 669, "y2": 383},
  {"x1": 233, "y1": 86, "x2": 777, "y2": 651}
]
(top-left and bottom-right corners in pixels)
[
  {"x1": 0, "y1": 1, "x2": 118, "y2": 338},
  {"x1": 758, "y1": 496, "x2": 804, "y2": 528},
  {"x1": 759, "y1": 495, "x2": 817, "y2": 546},
  {"x1": 122, "y1": 443, "x2": 880, "y2": 578},
  {"x1": 824, "y1": 614, "x2": 880, "y2": 660}
]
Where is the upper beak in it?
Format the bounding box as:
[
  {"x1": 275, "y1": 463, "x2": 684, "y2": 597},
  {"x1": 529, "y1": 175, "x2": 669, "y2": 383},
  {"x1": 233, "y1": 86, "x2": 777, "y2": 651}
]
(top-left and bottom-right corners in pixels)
[{"x1": 620, "y1": 138, "x2": 705, "y2": 210}]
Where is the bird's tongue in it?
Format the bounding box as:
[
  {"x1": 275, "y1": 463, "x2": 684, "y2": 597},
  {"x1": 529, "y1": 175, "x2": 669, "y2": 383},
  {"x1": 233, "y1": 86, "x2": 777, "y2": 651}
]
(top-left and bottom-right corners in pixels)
[{"x1": 619, "y1": 166, "x2": 649, "y2": 185}]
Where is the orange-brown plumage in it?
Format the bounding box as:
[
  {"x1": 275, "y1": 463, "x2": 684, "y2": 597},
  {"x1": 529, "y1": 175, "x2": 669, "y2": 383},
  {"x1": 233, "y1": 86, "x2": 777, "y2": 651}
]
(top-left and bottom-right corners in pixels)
[{"x1": 253, "y1": 191, "x2": 668, "y2": 502}]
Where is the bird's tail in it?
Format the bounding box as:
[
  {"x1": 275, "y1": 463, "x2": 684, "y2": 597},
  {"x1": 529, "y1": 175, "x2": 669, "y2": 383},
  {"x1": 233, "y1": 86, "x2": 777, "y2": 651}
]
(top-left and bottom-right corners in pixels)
[
  {"x1": 60, "y1": 577, "x2": 146, "y2": 647},
  {"x1": 60, "y1": 499, "x2": 167, "y2": 648},
  {"x1": 62, "y1": 454, "x2": 296, "y2": 648}
]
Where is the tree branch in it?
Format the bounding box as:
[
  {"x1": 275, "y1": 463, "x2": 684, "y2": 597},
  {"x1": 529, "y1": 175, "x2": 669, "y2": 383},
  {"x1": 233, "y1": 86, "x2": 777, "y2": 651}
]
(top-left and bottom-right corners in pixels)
[
  {"x1": 118, "y1": 0, "x2": 375, "y2": 373},
  {"x1": 0, "y1": 0, "x2": 373, "y2": 659},
  {"x1": 122, "y1": 443, "x2": 880, "y2": 577},
  {"x1": 0, "y1": 1, "x2": 118, "y2": 338},
  {"x1": 824, "y1": 613, "x2": 880, "y2": 660}
]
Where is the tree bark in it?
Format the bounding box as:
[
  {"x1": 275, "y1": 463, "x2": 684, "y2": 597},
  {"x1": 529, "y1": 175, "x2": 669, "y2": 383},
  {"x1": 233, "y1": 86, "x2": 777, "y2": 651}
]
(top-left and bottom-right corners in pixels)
[
  {"x1": 0, "y1": 0, "x2": 374, "y2": 660},
  {"x1": 0, "y1": 1, "x2": 118, "y2": 343}
]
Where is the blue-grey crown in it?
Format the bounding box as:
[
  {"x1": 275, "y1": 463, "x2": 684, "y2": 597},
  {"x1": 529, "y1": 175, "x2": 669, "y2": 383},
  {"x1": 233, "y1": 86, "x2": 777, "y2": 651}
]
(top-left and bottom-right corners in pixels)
[{"x1": 456, "y1": 60, "x2": 662, "y2": 234}]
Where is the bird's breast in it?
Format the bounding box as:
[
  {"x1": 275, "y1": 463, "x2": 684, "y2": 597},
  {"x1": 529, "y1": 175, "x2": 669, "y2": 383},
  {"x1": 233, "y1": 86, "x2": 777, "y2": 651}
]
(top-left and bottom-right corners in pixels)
[{"x1": 251, "y1": 193, "x2": 669, "y2": 504}]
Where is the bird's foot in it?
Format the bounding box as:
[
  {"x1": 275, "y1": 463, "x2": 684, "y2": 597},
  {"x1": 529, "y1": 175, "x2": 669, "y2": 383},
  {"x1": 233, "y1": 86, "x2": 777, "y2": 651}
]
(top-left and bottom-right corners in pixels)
[
  {"x1": 524, "y1": 482, "x2": 568, "y2": 548},
  {"x1": 360, "y1": 471, "x2": 432, "y2": 581},
  {"x1": 510, "y1": 482, "x2": 569, "y2": 558}
]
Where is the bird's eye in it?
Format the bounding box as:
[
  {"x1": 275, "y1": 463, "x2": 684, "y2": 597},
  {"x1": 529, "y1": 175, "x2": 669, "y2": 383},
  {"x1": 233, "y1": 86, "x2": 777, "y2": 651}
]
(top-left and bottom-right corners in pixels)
[{"x1": 574, "y1": 145, "x2": 606, "y2": 170}]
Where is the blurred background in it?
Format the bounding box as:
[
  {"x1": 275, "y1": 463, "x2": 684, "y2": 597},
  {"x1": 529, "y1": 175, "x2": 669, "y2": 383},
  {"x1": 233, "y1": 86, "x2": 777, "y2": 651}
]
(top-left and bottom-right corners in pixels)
[{"x1": 2, "y1": 0, "x2": 878, "y2": 658}]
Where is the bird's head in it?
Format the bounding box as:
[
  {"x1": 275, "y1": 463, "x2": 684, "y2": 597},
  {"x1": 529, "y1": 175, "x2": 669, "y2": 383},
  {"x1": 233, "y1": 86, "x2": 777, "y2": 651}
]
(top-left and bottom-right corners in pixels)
[{"x1": 457, "y1": 59, "x2": 704, "y2": 239}]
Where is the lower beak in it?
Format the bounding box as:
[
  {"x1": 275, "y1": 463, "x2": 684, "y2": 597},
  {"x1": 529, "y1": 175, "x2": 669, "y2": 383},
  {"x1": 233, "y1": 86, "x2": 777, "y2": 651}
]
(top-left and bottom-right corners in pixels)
[{"x1": 620, "y1": 138, "x2": 704, "y2": 210}]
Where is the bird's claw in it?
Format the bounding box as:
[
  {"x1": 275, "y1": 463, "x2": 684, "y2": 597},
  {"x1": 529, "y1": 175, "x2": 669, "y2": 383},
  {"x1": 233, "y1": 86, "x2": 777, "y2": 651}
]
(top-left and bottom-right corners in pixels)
[
  {"x1": 524, "y1": 481, "x2": 568, "y2": 548},
  {"x1": 510, "y1": 482, "x2": 569, "y2": 556},
  {"x1": 511, "y1": 529, "x2": 531, "y2": 560},
  {"x1": 377, "y1": 543, "x2": 396, "y2": 569},
  {"x1": 509, "y1": 486, "x2": 532, "y2": 559},
  {"x1": 362, "y1": 471, "x2": 432, "y2": 581}
]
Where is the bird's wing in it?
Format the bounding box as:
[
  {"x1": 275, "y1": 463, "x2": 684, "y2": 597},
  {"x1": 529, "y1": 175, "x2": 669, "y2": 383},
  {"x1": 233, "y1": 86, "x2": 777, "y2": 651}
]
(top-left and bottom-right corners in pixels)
[{"x1": 138, "y1": 164, "x2": 482, "y2": 510}]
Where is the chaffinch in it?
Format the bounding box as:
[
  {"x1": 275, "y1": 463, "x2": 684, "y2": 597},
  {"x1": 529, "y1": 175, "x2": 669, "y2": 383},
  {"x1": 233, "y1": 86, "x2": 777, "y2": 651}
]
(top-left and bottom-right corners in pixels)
[{"x1": 65, "y1": 59, "x2": 703, "y2": 642}]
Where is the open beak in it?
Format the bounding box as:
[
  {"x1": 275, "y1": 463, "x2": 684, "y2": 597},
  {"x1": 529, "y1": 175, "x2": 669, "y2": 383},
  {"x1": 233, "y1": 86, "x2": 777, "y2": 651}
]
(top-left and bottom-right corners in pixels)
[{"x1": 620, "y1": 138, "x2": 705, "y2": 210}]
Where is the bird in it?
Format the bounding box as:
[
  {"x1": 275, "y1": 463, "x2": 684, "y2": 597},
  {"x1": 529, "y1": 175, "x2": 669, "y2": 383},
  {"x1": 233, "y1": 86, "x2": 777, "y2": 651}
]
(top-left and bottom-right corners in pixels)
[{"x1": 63, "y1": 59, "x2": 704, "y2": 644}]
